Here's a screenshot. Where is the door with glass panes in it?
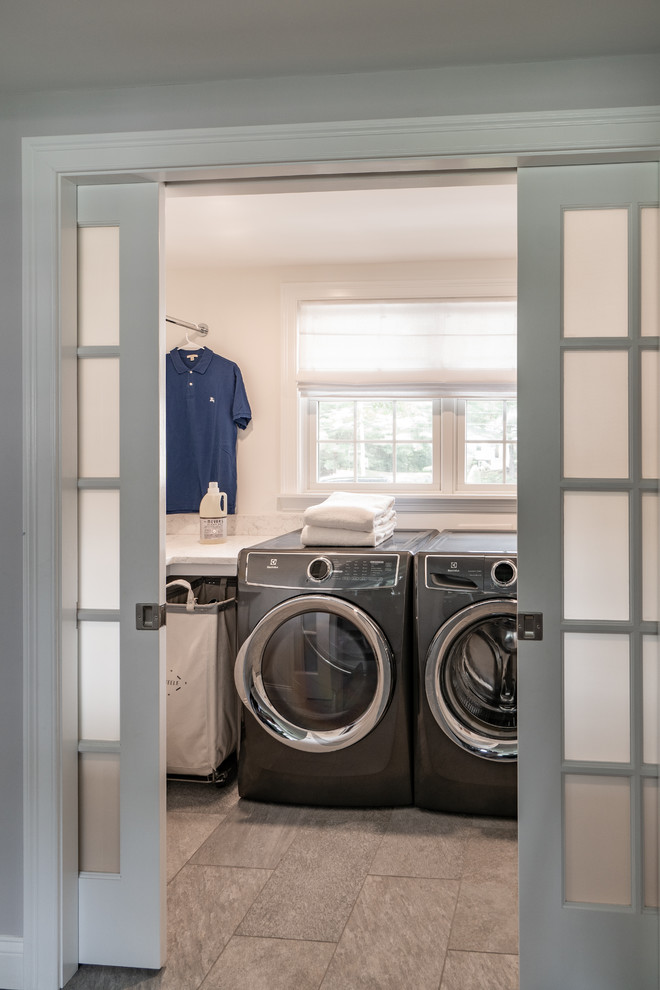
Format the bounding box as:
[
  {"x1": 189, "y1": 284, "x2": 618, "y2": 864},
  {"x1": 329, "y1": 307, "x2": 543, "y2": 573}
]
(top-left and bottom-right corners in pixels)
[
  {"x1": 75, "y1": 183, "x2": 166, "y2": 968},
  {"x1": 517, "y1": 162, "x2": 659, "y2": 989}
]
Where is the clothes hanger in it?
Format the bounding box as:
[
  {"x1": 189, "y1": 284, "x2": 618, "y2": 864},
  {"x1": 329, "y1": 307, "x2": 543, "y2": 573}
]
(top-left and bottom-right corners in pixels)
[{"x1": 166, "y1": 315, "x2": 210, "y2": 350}]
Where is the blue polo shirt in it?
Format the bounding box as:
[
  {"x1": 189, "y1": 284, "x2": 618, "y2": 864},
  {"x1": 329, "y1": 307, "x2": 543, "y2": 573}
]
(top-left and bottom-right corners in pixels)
[{"x1": 166, "y1": 347, "x2": 251, "y2": 514}]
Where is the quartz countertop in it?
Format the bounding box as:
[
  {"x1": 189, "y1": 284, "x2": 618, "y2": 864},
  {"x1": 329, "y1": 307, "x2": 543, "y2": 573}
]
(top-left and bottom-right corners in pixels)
[{"x1": 166, "y1": 533, "x2": 263, "y2": 576}]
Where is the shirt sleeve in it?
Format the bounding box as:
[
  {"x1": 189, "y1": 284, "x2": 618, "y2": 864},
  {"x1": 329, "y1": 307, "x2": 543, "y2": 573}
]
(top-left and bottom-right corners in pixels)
[{"x1": 232, "y1": 364, "x2": 252, "y2": 430}]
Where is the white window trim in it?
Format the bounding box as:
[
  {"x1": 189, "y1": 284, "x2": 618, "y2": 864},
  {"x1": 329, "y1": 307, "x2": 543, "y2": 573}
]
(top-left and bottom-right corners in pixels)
[{"x1": 279, "y1": 277, "x2": 518, "y2": 512}]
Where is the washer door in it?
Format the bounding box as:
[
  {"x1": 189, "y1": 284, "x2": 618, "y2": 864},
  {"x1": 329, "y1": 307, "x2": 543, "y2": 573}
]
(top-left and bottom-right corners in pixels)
[
  {"x1": 235, "y1": 595, "x2": 394, "y2": 752},
  {"x1": 425, "y1": 599, "x2": 517, "y2": 761}
]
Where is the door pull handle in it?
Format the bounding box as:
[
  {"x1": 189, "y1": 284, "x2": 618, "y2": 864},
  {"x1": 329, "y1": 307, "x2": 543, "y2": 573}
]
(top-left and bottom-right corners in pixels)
[
  {"x1": 136, "y1": 603, "x2": 166, "y2": 630},
  {"x1": 517, "y1": 612, "x2": 543, "y2": 641}
]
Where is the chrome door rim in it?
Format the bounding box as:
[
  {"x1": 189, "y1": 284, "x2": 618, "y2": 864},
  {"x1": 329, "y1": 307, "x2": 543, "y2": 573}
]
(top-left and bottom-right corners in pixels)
[
  {"x1": 425, "y1": 598, "x2": 518, "y2": 762},
  {"x1": 235, "y1": 594, "x2": 394, "y2": 752}
]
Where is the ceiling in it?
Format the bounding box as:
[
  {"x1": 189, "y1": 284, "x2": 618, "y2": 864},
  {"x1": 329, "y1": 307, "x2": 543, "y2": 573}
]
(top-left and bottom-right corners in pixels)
[
  {"x1": 1, "y1": 0, "x2": 659, "y2": 98},
  {"x1": 5, "y1": 2, "x2": 651, "y2": 269},
  {"x1": 165, "y1": 175, "x2": 518, "y2": 269}
]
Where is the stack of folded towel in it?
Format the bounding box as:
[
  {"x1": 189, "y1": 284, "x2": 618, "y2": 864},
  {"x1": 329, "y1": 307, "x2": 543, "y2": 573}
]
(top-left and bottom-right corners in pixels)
[{"x1": 301, "y1": 492, "x2": 396, "y2": 547}]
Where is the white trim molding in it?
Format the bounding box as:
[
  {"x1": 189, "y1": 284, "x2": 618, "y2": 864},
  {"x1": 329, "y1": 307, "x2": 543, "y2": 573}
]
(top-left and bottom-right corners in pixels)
[
  {"x1": 23, "y1": 106, "x2": 660, "y2": 179},
  {"x1": 0, "y1": 937, "x2": 24, "y2": 990},
  {"x1": 22, "y1": 106, "x2": 660, "y2": 988}
]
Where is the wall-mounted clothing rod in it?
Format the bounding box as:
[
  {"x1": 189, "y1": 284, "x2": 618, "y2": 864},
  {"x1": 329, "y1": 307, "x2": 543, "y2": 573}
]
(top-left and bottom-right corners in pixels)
[{"x1": 166, "y1": 315, "x2": 209, "y2": 336}]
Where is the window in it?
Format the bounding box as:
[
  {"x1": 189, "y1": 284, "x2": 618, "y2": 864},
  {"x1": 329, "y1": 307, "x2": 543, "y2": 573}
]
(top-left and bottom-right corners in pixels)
[
  {"x1": 460, "y1": 398, "x2": 518, "y2": 489},
  {"x1": 281, "y1": 281, "x2": 517, "y2": 506},
  {"x1": 314, "y1": 398, "x2": 436, "y2": 486}
]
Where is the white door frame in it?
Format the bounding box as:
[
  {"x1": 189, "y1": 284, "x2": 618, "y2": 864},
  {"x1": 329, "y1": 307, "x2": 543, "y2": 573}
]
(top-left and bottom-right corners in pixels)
[{"x1": 22, "y1": 108, "x2": 660, "y2": 989}]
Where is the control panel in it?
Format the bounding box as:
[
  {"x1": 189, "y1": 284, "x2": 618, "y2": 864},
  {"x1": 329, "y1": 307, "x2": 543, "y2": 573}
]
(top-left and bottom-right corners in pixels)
[
  {"x1": 426, "y1": 554, "x2": 483, "y2": 591},
  {"x1": 244, "y1": 551, "x2": 400, "y2": 589},
  {"x1": 426, "y1": 553, "x2": 517, "y2": 593}
]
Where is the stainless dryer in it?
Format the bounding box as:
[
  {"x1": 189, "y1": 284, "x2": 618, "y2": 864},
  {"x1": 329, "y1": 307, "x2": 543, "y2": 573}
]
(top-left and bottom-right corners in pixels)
[
  {"x1": 234, "y1": 529, "x2": 437, "y2": 807},
  {"x1": 414, "y1": 530, "x2": 517, "y2": 817}
]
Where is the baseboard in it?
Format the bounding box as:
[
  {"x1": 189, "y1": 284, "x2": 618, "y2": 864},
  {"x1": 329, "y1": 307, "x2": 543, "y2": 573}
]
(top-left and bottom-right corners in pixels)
[{"x1": 0, "y1": 937, "x2": 23, "y2": 990}]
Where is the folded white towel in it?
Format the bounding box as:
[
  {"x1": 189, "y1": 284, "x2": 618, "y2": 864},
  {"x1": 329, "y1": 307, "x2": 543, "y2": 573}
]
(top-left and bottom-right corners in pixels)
[
  {"x1": 303, "y1": 492, "x2": 396, "y2": 533},
  {"x1": 301, "y1": 521, "x2": 396, "y2": 547}
]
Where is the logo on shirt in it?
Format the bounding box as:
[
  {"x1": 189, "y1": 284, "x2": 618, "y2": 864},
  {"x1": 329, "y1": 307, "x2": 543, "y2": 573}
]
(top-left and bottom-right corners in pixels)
[{"x1": 209, "y1": 396, "x2": 215, "y2": 403}]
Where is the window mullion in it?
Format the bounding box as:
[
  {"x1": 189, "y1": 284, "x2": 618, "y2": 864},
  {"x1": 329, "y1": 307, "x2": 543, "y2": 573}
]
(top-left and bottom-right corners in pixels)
[
  {"x1": 505, "y1": 407, "x2": 511, "y2": 484},
  {"x1": 352, "y1": 399, "x2": 358, "y2": 483},
  {"x1": 440, "y1": 397, "x2": 456, "y2": 494},
  {"x1": 392, "y1": 401, "x2": 398, "y2": 484},
  {"x1": 309, "y1": 398, "x2": 319, "y2": 488}
]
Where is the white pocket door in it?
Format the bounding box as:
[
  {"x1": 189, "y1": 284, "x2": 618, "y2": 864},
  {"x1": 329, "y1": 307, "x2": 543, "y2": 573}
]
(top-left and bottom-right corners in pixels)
[
  {"x1": 518, "y1": 162, "x2": 660, "y2": 989},
  {"x1": 76, "y1": 183, "x2": 166, "y2": 968}
]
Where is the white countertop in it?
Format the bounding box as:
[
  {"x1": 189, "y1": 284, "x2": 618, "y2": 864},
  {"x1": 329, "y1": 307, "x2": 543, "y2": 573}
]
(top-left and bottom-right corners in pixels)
[{"x1": 166, "y1": 533, "x2": 263, "y2": 576}]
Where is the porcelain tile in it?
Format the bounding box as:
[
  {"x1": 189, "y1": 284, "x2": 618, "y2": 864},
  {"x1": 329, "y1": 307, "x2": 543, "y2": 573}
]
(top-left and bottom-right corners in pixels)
[
  {"x1": 236, "y1": 807, "x2": 391, "y2": 942},
  {"x1": 167, "y1": 812, "x2": 224, "y2": 882},
  {"x1": 167, "y1": 779, "x2": 240, "y2": 814},
  {"x1": 160, "y1": 864, "x2": 272, "y2": 989},
  {"x1": 470, "y1": 813, "x2": 518, "y2": 829},
  {"x1": 63, "y1": 965, "x2": 164, "y2": 989},
  {"x1": 190, "y1": 798, "x2": 305, "y2": 869},
  {"x1": 449, "y1": 880, "x2": 519, "y2": 955},
  {"x1": 64, "y1": 866, "x2": 271, "y2": 990},
  {"x1": 201, "y1": 936, "x2": 335, "y2": 990},
  {"x1": 320, "y1": 875, "x2": 459, "y2": 990},
  {"x1": 369, "y1": 806, "x2": 474, "y2": 879},
  {"x1": 461, "y1": 822, "x2": 519, "y2": 886},
  {"x1": 67, "y1": 794, "x2": 520, "y2": 988},
  {"x1": 440, "y1": 950, "x2": 519, "y2": 989}
]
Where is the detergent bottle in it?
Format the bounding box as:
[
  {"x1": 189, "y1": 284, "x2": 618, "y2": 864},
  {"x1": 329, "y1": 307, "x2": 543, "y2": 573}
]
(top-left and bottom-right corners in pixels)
[{"x1": 199, "y1": 482, "x2": 227, "y2": 544}]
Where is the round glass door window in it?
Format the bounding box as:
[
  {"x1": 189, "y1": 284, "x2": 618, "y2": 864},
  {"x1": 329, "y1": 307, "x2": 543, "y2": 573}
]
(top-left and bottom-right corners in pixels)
[
  {"x1": 425, "y1": 599, "x2": 517, "y2": 761},
  {"x1": 235, "y1": 595, "x2": 393, "y2": 751}
]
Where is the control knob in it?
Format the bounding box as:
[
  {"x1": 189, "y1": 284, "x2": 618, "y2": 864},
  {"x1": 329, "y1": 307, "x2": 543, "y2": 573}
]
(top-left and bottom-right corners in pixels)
[
  {"x1": 491, "y1": 559, "x2": 517, "y2": 588},
  {"x1": 307, "y1": 556, "x2": 333, "y2": 582}
]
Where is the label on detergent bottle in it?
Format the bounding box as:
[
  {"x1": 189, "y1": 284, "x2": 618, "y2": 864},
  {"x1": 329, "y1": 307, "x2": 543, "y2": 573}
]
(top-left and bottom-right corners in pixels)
[{"x1": 200, "y1": 516, "x2": 227, "y2": 543}]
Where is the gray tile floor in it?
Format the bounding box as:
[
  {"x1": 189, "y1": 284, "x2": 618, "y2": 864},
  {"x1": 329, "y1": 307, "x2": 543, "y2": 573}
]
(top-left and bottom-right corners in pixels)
[{"x1": 67, "y1": 780, "x2": 519, "y2": 990}]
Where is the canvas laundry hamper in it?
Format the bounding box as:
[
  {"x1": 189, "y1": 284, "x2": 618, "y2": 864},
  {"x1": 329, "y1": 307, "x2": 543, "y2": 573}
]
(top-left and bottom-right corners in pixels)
[{"x1": 165, "y1": 577, "x2": 239, "y2": 780}]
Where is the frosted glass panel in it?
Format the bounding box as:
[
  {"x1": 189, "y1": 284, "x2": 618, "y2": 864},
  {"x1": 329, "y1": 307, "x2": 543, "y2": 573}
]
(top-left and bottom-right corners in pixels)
[
  {"x1": 563, "y1": 633, "x2": 630, "y2": 763},
  {"x1": 78, "y1": 358, "x2": 120, "y2": 478},
  {"x1": 641, "y1": 207, "x2": 659, "y2": 338},
  {"x1": 643, "y1": 635, "x2": 659, "y2": 765},
  {"x1": 563, "y1": 209, "x2": 629, "y2": 338},
  {"x1": 564, "y1": 775, "x2": 631, "y2": 905},
  {"x1": 79, "y1": 752, "x2": 120, "y2": 874},
  {"x1": 563, "y1": 492, "x2": 629, "y2": 621},
  {"x1": 563, "y1": 350, "x2": 628, "y2": 478},
  {"x1": 643, "y1": 779, "x2": 659, "y2": 908},
  {"x1": 642, "y1": 493, "x2": 659, "y2": 622},
  {"x1": 79, "y1": 490, "x2": 120, "y2": 610},
  {"x1": 79, "y1": 622, "x2": 120, "y2": 741},
  {"x1": 78, "y1": 226, "x2": 120, "y2": 347},
  {"x1": 641, "y1": 350, "x2": 659, "y2": 479}
]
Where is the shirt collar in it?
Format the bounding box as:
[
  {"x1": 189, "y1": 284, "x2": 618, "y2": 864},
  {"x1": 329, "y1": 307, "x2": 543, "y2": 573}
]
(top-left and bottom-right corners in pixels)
[{"x1": 169, "y1": 347, "x2": 214, "y2": 375}]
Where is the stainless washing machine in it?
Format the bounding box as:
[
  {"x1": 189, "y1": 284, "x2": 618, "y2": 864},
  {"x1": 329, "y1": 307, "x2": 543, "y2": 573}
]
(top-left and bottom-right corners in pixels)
[
  {"x1": 414, "y1": 530, "x2": 517, "y2": 817},
  {"x1": 234, "y1": 529, "x2": 437, "y2": 807}
]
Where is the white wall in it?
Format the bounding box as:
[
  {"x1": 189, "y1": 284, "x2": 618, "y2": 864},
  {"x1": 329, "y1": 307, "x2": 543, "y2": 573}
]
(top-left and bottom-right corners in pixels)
[{"x1": 166, "y1": 256, "x2": 517, "y2": 530}]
